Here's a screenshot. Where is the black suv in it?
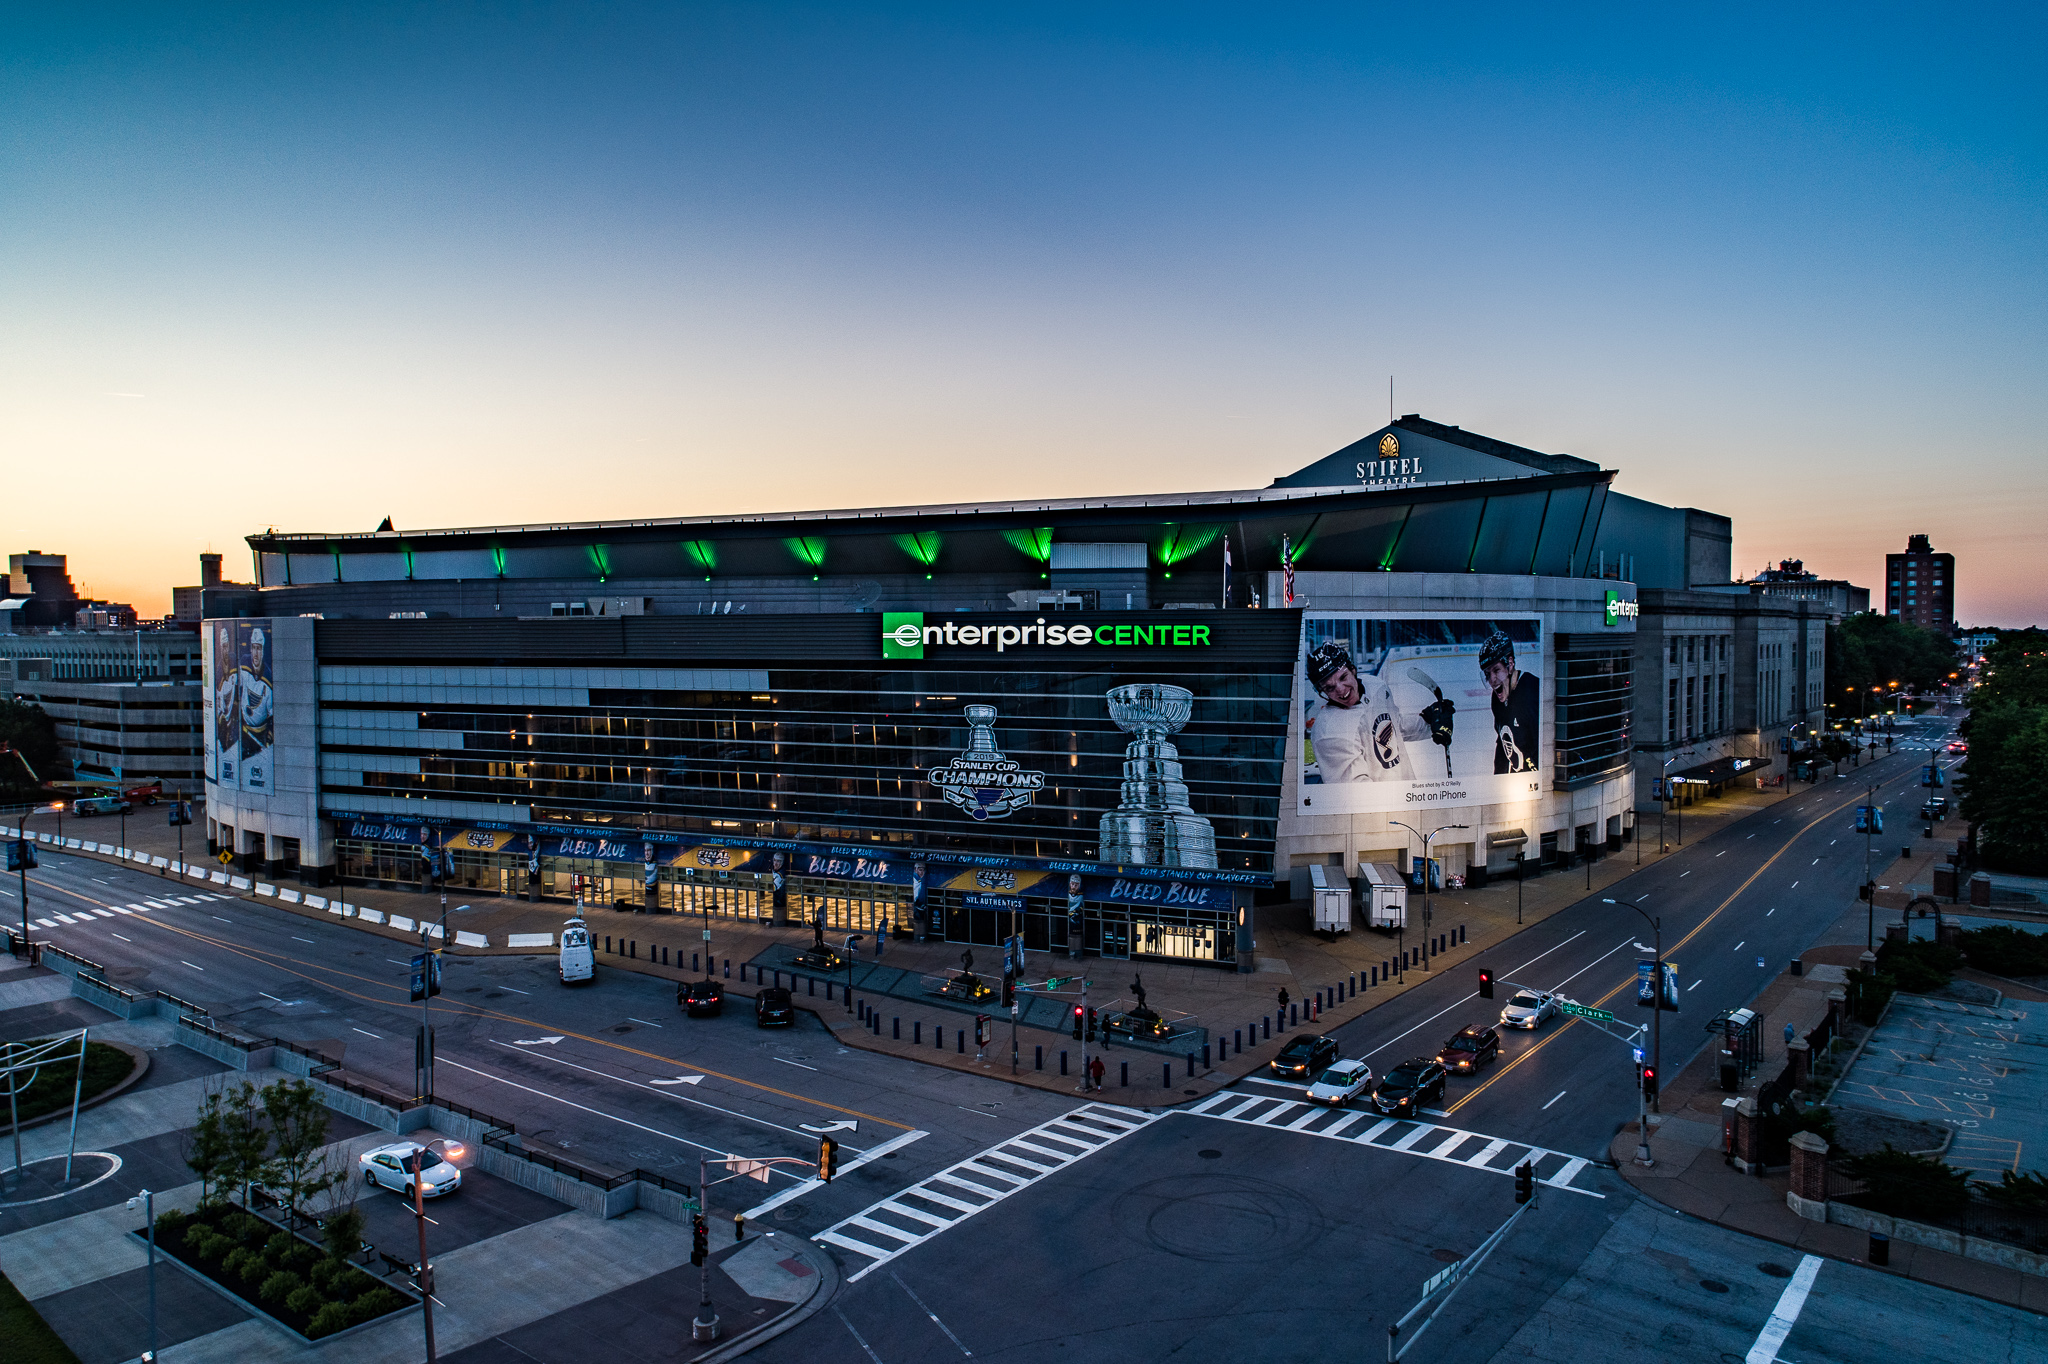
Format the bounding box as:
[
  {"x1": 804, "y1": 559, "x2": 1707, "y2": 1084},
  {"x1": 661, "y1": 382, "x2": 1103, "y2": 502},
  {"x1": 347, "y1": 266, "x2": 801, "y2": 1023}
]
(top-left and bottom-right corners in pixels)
[
  {"x1": 1373, "y1": 1059, "x2": 1447, "y2": 1114},
  {"x1": 755, "y1": 987, "x2": 795, "y2": 1028},
  {"x1": 678, "y1": 979, "x2": 724, "y2": 1017},
  {"x1": 1271, "y1": 1034, "x2": 1340, "y2": 1080},
  {"x1": 1436, "y1": 1025, "x2": 1501, "y2": 1074},
  {"x1": 1920, "y1": 796, "x2": 1948, "y2": 821}
]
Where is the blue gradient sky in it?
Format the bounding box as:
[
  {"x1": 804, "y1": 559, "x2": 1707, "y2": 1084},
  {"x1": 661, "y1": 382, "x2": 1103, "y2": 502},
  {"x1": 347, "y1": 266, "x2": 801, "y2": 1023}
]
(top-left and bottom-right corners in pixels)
[{"x1": 5, "y1": 5, "x2": 2042, "y2": 621}]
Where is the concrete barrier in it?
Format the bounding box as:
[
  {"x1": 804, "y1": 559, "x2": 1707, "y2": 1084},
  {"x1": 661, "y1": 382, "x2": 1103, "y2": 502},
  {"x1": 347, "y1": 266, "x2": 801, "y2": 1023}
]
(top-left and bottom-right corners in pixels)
[
  {"x1": 71, "y1": 975, "x2": 160, "y2": 1020},
  {"x1": 1826, "y1": 1200, "x2": 2048, "y2": 1276}
]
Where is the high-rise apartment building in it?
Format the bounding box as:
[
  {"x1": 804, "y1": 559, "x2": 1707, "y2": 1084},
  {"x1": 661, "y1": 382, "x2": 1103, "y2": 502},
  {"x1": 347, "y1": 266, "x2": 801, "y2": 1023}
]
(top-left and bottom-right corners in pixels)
[{"x1": 1884, "y1": 535, "x2": 1955, "y2": 633}]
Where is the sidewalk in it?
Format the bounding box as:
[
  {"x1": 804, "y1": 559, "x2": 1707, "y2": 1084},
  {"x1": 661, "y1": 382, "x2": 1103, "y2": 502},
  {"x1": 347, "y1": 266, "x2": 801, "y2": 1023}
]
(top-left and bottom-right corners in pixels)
[
  {"x1": 10, "y1": 779, "x2": 1818, "y2": 1112},
  {"x1": 1610, "y1": 841, "x2": 2048, "y2": 1316}
]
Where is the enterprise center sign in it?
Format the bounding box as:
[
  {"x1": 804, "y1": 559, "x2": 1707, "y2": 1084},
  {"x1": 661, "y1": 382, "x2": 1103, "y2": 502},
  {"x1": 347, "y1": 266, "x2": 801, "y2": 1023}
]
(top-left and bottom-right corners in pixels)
[{"x1": 883, "y1": 611, "x2": 1214, "y2": 659}]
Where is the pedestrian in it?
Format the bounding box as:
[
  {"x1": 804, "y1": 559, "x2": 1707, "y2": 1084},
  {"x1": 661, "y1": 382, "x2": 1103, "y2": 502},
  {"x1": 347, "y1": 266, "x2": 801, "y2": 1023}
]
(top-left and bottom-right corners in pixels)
[
  {"x1": 1277, "y1": 986, "x2": 1290, "y2": 1012},
  {"x1": 1784, "y1": 1022, "x2": 1796, "y2": 1048},
  {"x1": 1088, "y1": 1055, "x2": 1104, "y2": 1092}
]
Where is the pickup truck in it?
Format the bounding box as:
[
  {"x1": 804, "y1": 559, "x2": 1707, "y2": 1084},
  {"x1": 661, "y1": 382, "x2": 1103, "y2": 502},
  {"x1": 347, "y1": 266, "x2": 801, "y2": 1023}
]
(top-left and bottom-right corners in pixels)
[{"x1": 72, "y1": 795, "x2": 132, "y2": 816}]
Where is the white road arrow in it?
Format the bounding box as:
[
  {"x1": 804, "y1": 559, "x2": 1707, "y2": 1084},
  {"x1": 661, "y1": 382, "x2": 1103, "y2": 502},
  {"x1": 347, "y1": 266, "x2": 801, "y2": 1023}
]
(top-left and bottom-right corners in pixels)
[
  {"x1": 648, "y1": 1075, "x2": 705, "y2": 1087},
  {"x1": 800, "y1": 1119, "x2": 858, "y2": 1134},
  {"x1": 512, "y1": 1036, "x2": 565, "y2": 1046}
]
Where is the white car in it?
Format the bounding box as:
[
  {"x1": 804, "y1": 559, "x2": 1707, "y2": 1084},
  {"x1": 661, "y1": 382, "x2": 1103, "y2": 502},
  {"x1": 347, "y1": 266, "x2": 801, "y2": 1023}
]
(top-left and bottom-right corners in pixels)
[
  {"x1": 1500, "y1": 990, "x2": 1559, "y2": 1030},
  {"x1": 1304, "y1": 1059, "x2": 1374, "y2": 1106},
  {"x1": 359, "y1": 1140, "x2": 464, "y2": 1199}
]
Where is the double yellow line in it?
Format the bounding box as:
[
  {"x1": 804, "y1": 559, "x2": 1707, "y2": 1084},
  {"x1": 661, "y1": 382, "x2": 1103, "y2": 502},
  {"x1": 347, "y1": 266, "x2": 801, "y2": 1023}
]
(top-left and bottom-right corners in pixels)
[
  {"x1": 25, "y1": 872, "x2": 909, "y2": 1130},
  {"x1": 1443, "y1": 782, "x2": 1874, "y2": 1116}
]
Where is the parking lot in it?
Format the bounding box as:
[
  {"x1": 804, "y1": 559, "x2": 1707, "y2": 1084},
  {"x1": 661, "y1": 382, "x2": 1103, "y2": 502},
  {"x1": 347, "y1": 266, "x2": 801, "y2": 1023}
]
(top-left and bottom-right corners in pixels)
[{"x1": 1831, "y1": 995, "x2": 2045, "y2": 1176}]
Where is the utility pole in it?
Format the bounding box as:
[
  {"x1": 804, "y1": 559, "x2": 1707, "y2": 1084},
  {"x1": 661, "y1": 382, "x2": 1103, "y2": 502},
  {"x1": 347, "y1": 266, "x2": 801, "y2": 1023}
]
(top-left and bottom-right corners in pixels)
[
  {"x1": 410, "y1": 1148, "x2": 436, "y2": 1363},
  {"x1": 1604, "y1": 897, "x2": 1663, "y2": 1112},
  {"x1": 127, "y1": 1189, "x2": 158, "y2": 1363},
  {"x1": 1390, "y1": 821, "x2": 1468, "y2": 970}
]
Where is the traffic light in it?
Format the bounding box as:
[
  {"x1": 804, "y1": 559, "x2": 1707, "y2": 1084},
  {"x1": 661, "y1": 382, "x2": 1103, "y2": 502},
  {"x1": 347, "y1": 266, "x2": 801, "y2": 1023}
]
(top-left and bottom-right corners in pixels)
[
  {"x1": 1514, "y1": 1161, "x2": 1534, "y2": 1205},
  {"x1": 1641, "y1": 1064, "x2": 1658, "y2": 1103},
  {"x1": 1072, "y1": 1005, "x2": 1084, "y2": 1039},
  {"x1": 1478, "y1": 968, "x2": 1494, "y2": 1000},
  {"x1": 1084, "y1": 1007, "x2": 1097, "y2": 1042},
  {"x1": 818, "y1": 1134, "x2": 839, "y2": 1183},
  {"x1": 1001, "y1": 974, "x2": 1015, "y2": 1009},
  {"x1": 690, "y1": 1212, "x2": 708, "y2": 1266}
]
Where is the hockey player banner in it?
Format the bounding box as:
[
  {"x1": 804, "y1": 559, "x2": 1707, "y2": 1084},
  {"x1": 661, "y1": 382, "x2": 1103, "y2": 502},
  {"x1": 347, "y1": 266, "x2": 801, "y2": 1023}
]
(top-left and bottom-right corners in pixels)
[
  {"x1": 1298, "y1": 615, "x2": 1543, "y2": 814},
  {"x1": 235, "y1": 621, "x2": 276, "y2": 793},
  {"x1": 209, "y1": 621, "x2": 240, "y2": 787}
]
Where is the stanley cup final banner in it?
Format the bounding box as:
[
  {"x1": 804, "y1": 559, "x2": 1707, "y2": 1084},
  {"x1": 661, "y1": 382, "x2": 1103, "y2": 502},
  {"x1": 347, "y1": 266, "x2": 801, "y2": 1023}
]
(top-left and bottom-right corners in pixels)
[{"x1": 1299, "y1": 615, "x2": 1543, "y2": 814}]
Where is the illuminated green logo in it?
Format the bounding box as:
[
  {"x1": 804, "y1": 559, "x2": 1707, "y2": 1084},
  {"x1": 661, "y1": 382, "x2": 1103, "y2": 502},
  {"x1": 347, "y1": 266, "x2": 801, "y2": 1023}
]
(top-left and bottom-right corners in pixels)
[
  {"x1": 1605, "y1": 590, "x2": 1640, "y2": 625},
  {"x1": 883, "y1": 612, "x2": 925, "y2": 659}
]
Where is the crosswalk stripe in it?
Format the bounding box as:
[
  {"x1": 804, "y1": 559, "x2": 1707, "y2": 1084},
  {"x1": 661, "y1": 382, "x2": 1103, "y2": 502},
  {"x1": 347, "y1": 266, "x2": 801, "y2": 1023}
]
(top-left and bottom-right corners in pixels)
[
  {"x1": 846, "y1": 1216, "x2": 921, "y2": 1244},
  {"x1": 53, "y1": 914, "x2": 78, "y2": 924},
  {"x1": 1388, "y1": 1124, "x2": 1441, "y2": 1151},
  {"x1": 1251, "y1": 1102, "x2": 1303, "y2": 1126},
  {"x1": 818, "y1": 1103, "x2": 1160, "y2": 1281},
  {"x1": 1465, "y1": 1138, "x2": 1512, "y2": 1168},
  {"x1": 880, "y1": 1202, "x2": 953, "y2": 1230},
  {"x1": 899, "y1": 1187, "x2": 985, "y2": 1215},
  {"x1": 1189, "y1": 1090, "x2": 1605, "y2": 1198},
  {"x1": 1319, "y1": 1111, "x2": 1370, "y2": 1139},
  {"x1": 818, "y1": 1230, "x2": 896, "y2": 1260},
  {"x1": 1188, "y1": 1092, "x2": 1238, "y2": 1116},
  {"x1": 91, "y1": 909, "x2": 117, "y2": 918},
  {"x1": 1284, "y1": 1108, "x2": 1330, "y2": 1131},
  {"x1": 1544, "y1": 1157, "x2": 1590, "y2": 1187},
  {"x1": 35, "y1": 919, "x2": 56, "y2": 928},
  {"x1": 112, "y1": 906, "x2": 136, "y2": 914}
]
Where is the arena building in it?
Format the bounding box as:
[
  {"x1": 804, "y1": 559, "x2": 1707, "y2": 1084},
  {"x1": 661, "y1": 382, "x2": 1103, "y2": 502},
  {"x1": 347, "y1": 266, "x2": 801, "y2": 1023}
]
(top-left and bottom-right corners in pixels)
[{"x1": 200, "y1": 415, "x2": 1793, "y2": 970}]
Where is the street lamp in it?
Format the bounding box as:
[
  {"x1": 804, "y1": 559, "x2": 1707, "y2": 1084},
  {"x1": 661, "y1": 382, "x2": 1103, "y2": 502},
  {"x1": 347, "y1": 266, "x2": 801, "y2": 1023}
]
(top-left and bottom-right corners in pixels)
[
  {"x1": 127, "y1": 1189, "x2": 158, "y2": 1362},
  {"x1": 1602, "y1": 897, "x2": 1663, "y2": 1114},
  {"x1": 1389, "y1": 821, "x2": 1468, "y2": 970}
]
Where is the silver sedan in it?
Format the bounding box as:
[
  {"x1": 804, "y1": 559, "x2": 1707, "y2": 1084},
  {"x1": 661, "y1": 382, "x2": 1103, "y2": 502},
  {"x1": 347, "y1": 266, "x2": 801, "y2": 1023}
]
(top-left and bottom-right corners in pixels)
[{"x1": 1499, "y1": 990, "x2": 1559, "y2": 1030}]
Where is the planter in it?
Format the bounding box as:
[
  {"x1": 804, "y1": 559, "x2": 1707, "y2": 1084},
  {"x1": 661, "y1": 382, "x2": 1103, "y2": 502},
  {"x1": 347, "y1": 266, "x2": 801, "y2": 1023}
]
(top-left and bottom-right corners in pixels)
[{"x1": 135, "y1": 1205, "x2": 418, "y2": 1341}]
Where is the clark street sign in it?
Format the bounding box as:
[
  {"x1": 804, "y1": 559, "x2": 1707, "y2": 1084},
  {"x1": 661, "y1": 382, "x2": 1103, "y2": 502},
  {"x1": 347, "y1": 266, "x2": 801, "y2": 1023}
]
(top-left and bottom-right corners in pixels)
[{"x1": 1559, "y1": 1001, "x2": 1615, "y2": 1022}]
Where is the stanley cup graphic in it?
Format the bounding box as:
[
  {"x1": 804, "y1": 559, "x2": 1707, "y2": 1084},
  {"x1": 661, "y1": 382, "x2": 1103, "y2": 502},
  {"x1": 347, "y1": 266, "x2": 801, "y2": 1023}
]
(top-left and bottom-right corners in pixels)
[{"x1": 1097, "y1": 683, "x2": 1217, "y2": 868}]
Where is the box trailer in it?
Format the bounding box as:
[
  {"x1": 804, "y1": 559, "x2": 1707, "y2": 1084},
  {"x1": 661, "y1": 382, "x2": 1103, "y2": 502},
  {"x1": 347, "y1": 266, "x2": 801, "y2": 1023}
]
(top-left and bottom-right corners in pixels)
[
  {"x1": 1310, "y1": 863, "x2": 1353, "y2": 932},
  {"x1": 1359, "y1": 862, "x2": 1408, "y2": 930}
]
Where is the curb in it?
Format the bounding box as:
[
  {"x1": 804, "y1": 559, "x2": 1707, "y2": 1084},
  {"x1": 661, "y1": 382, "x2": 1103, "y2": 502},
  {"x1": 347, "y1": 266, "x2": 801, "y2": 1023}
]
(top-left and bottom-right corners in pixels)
[
  {"x1": 0, "y1": 1037, "x2": 151, "y2": 1138},
  {"x1": 692, "y1": 1234, "x2": 840, "y2": 1363}
]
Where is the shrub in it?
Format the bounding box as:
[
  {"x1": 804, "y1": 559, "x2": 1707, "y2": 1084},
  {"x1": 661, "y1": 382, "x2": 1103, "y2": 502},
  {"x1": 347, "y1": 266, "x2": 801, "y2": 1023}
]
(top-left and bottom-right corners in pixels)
[
  {"x1": 1874, "y1": 939, "x2": 1961, "y2": 994},
  {"x1": 221, "y1": 1247, "x2": 259, "y2": 1280},
  {"x1": 309, "y1": 1260, "x2": 341, "y2": 1293},
  {"x1": 265, "y1": 1232, "x2": 296, "y2": 1262},
  {"x1": 349, "y1": 1287, "x2": 408, "y2": 1325},
  {"x1": 1978, "y1": 1168, "x2": 2048, "y2": 1210},
  {"x1": 307, "y1": 1301, "x2": 354, "y2": 1339},
  {"x1": 154, "y1": 1208, "x2": 188, "y2": 1242},
  {"x1": 223, "y1": 1211, "x2": 264, "y2": 1243},
  {"x1": 182, "y1": 1227, "x2": 225, "y2": 1261},
  {"x1": 285, "y1": 1283, "x2": 323, "y2": 1318},
  {"x1": 259, "y1": 1270, "x2": 302, "y2": 1306},
  {"x1": 1958, "y1": 925, "x2": 2048, "y2": 979},
  {"x1": 324, "y1": 1207, "x2": 366, "y2": 1264},
  {"x1": 240, "y1": 1256, "x2": 272, "y2": 1291},
  {"x1": 1839, "y1": 1144, "x2": 1971, "y2": 1221}
]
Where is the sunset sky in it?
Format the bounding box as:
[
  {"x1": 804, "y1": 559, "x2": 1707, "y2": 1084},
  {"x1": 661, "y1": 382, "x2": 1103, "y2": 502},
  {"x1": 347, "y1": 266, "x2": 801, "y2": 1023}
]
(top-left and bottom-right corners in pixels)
[{"x1": 5, "y1": 5, "x2": 2043, "y2": 623}]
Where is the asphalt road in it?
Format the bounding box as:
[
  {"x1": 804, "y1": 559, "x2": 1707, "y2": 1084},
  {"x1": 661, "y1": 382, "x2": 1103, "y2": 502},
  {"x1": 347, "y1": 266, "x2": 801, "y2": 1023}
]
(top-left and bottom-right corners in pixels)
[{"x1": 3, "y1": 714, "x2": 1977, "y2": 1361}]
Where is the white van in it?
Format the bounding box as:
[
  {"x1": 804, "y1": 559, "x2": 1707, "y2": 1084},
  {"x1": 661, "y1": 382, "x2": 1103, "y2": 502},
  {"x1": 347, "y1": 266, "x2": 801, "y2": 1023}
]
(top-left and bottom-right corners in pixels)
[{"x1": 559, "y1": 916, "x2": 594, "y2": 985}]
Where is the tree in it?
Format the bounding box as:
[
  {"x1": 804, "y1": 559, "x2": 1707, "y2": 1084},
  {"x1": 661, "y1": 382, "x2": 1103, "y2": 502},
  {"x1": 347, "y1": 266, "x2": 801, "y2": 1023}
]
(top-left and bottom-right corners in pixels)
[
  {"x1": 1958, "y1": 701, "x2": 2048, "y2": 874},
  {"x1": 219, "y1": 1080, "x2": 274, "y2": 1208},
  {"x1": 261, "y1": 1079, "x2": 334, "y2": 1218},
  {"x1": 1826, "y1": 613, "x2": 1957, "y2": 718},
  {"x1": 185, "y1": 1084, "x2": 233, "y2": 1209},
  {"x1": 1971, "y1": 630, "x2": 2048, "y2": 709},
  {"x1": 0, "y1": 698, "x2": 59, "y2": 799}
]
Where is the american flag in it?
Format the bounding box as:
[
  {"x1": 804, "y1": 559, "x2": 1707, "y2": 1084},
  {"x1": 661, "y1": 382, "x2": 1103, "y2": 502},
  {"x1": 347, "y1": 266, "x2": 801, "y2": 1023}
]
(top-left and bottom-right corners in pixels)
[{"x1": 1282, "y1": 534, "x2": 1295, "y2": 606}]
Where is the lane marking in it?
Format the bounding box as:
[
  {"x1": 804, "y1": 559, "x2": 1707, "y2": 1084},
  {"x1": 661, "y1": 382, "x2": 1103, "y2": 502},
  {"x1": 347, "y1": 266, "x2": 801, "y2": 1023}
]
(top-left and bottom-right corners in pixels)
[
  {"x1": 834, "y1": 1306, "x2": 886, "y2": 1364},
  {"x1": 485, "y1": 1041, "x2": 847, "y2": 1145},
  {"x1": 1447, "y1": 783, "x2": 1876, "y2": 1116},
  {"x1": 179, "y1": 961, "x2": 204, "y2": 971},
  {"x1": 352, "y1": 1027, "x2": 381, "y2": 1039},
  {"x1": 893, "y1": 1270, "x2": 973, "y2": 1357},
  {"x1": 1542, "y1": 1090, "x2": 1566, "y2": 1110},
  {"x1": 111, "y1": 933, "x2": 132, "y2": 942},
  {"x1": 1745, "y1": 1254, "x2": 1823, "y2": 1363},
  {"x1": 626, "y1": 1017, "x2": 665, "y2": 1028},
  {"x1": 774, "y1": 1057, "x2": 820, "y2": 1071},
  {"x1": 20, "y1": 867, "x2": 906, "y2": 1129},
  {"x1": 292, "y1": 937, "x2": 316, "y2": 944}
]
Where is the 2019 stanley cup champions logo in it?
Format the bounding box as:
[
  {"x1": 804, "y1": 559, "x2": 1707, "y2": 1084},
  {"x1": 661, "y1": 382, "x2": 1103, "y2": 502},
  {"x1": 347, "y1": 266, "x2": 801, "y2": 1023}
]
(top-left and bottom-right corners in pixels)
[{"x1": 927, "y1": 705, "x2": 1045, "y2": 820}]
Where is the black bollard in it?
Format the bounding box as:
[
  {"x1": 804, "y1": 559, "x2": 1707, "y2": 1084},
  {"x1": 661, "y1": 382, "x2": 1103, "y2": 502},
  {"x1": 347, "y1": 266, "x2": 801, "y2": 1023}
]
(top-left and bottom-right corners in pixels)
[
  {"x1": 1061, "y1": 1050, "x2": 1069, "y2": 1075},
  {"x1": 893, "y1": 1017, "x2": 901, "y2": 1039},
  {"x1": 1035, "y1": 1044, "x2": 1043, "y2": 1070},
  {"x1": 1121, "y1": 1061, "x2": 1129, "y2": 1087}
]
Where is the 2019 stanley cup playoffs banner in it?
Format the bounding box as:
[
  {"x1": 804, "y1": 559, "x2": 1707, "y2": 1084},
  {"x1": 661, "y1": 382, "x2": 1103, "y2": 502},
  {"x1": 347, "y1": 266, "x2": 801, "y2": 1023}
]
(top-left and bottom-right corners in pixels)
[{"x1": 1299, "y1": 615, "x2": 1543, "y2": 813}]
